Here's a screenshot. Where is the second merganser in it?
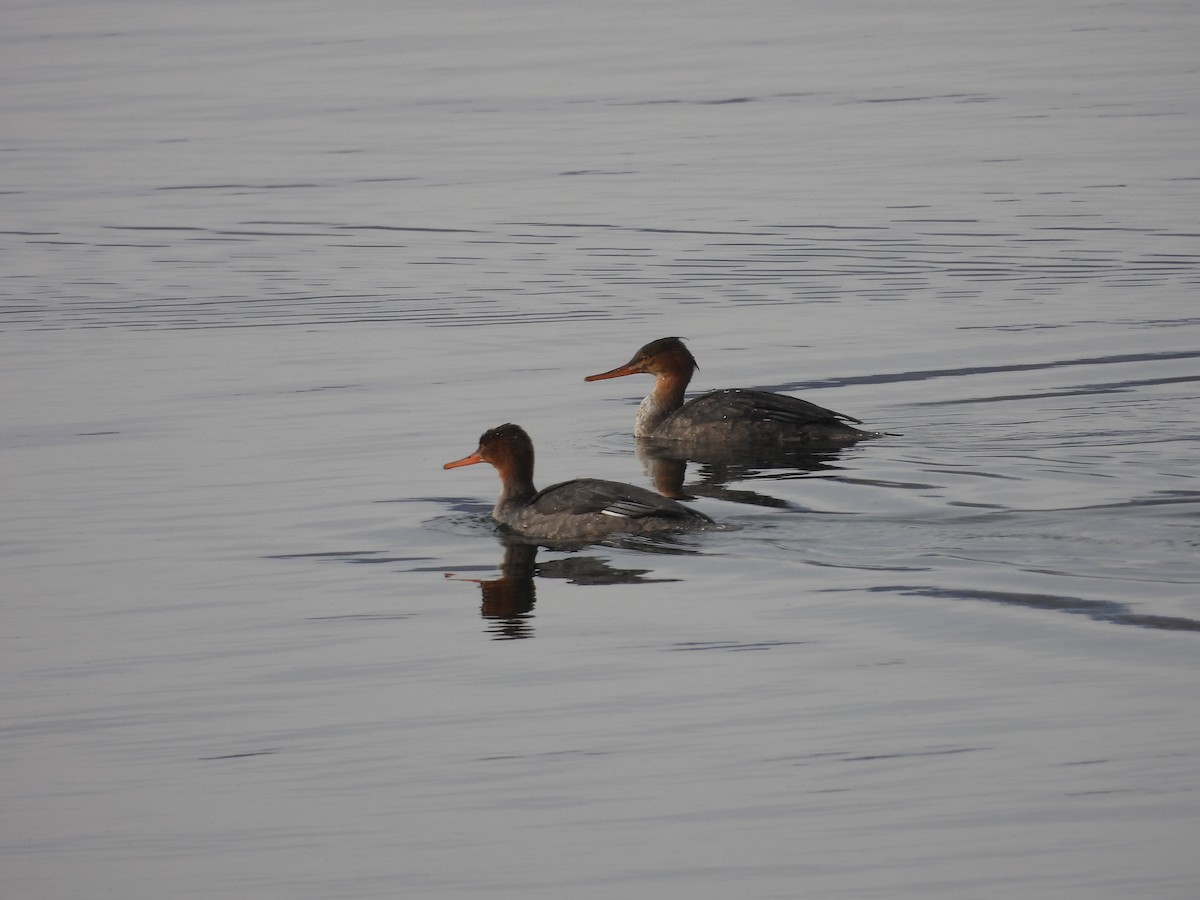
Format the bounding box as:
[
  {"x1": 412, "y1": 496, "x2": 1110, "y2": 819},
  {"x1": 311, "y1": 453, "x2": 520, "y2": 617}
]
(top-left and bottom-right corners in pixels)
[
  {"x1": 585, "y1": 336, "x2": 875, "y2": 445},
  {"x1": 443, "y1": 423, "x2": 713, "y2": 541}
]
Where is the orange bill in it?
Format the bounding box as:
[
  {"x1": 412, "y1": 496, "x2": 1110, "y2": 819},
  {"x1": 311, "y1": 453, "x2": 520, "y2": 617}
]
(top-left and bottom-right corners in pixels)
[
  {"x1": 584, "y1": 362, "x2": 641, "y2": 381},
  {"x1": 443, "y1": 451, "x2": 483, "y2": 470}
]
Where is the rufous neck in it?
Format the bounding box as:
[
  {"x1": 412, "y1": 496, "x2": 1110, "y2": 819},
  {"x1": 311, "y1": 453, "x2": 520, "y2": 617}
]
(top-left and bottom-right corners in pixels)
[
  {"x1": 492, "y1": 454, "x2": 538, "y2": 508},
  {"x1": 652, "y1": 367, "x2": 690, "y2": 409},
  {"x1": 635, "y1": 369, "x2": 689, "y2": 435}
]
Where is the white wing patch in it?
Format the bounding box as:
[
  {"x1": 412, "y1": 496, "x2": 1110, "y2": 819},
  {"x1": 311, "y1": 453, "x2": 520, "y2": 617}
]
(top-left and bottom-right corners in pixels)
[{"x1": 601, "y1": 500, "x2": 652, "y2": 518}]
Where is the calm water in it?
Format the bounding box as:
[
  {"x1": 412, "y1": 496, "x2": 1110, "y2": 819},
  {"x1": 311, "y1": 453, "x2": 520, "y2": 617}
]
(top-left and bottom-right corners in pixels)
[{"x1": 3, "y1": 2, "x2": 1199, "y2": 898}]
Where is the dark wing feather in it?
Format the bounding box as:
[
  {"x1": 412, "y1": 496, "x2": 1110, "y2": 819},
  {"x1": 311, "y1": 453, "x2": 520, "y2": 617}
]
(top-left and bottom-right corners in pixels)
[
  {"x1": 530, "y1": 479, "x2": 711, "y2": 522},
  {"x1": 677, "y1": 389, "x2": 862, "y2": 427}
]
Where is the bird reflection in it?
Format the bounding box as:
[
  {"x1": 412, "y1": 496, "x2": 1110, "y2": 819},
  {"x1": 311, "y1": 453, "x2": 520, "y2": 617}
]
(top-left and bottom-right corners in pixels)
[
  {"x1": 457, "y1": 539, "x2": 681, "y2": 640},
  {"x1": 474, "y1": 542, "x2": 538, "y2": 638},
  {"x1": 635, "y1": 438, "x2": 851, "y2": 508}
]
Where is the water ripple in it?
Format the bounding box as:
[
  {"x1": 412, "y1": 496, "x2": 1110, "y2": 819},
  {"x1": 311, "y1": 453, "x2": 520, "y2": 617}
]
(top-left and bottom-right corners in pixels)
[{"x1": 5, "y1": 217, "x2": 1197, "y2": 331}]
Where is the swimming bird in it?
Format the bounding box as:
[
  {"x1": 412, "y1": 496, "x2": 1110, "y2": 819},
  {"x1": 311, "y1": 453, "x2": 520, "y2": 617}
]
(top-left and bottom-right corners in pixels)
[
  {"x1": 444, "y1": 423, "x2": 713, "y2": 541},
  {"x1": 585, "y1": 336, "x2": 875, "y2": 445}
]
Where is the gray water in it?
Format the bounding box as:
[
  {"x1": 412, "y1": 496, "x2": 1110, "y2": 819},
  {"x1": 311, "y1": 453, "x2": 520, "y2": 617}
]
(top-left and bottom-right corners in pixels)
[{"x1": 3, "y1": 2, "x2": 1199, "y2": 898}]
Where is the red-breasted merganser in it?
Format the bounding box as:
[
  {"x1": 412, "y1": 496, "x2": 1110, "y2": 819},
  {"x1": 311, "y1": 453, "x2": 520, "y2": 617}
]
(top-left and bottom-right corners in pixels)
[
  {"x1": 585, "y1": 337, "x2": 874, "y2": 445},
  {"x1": 443, "y1": 423, "x2": 713, "y2": 541}
]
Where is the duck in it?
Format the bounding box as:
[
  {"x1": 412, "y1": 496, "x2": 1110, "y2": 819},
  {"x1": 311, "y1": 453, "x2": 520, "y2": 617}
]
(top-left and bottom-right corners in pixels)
[
  {"x1": 444, "y1": 423, "x2": 713, "y2": 541},
  {"x1": 585, "y1": 336, "x2": 875, "y2": 445}
]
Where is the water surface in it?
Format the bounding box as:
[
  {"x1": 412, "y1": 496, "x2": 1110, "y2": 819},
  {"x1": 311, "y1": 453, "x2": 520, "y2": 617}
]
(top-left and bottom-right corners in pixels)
[{"x1": 3, "y1": 2, "x2": 1199, "y2": 898}]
